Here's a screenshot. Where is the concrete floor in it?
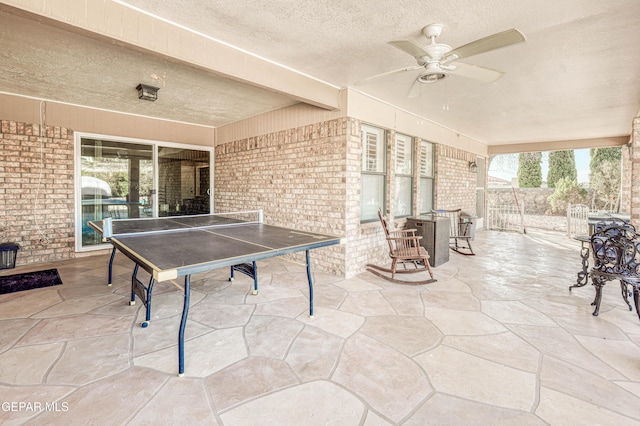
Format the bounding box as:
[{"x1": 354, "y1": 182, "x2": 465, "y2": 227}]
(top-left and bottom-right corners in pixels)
[{"x1": 1, "y1": 229, "x2": 640, "y2": 425}]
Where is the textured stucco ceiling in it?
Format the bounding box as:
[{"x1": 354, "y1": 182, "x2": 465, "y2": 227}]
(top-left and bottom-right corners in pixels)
[{"x1": 1, "y1": 0, "x2": 639, "y2": 145}]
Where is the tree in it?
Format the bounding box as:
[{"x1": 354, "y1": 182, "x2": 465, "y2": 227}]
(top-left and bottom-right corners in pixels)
[
  {"x1": 517, "y1": 152, "x2": 542, "y2": 188},
  {"x1": 547, "y1": 150, "x2": 577, "y2": 188},
  {"x1": 590, "y1": 147, "x2": 621, "y2": 180},
  {"x1": 590, "y1": 159, "x2": 621, "y2": 211},
  {"x1": 589, "y1": 147, "x2": 622, "y2": 211},
  {"x1": 547, "y1": 177, "x2": 587, "y2": 214}
]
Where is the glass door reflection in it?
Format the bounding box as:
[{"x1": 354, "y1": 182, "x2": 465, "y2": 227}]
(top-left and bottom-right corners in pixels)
[
  {"x1": 157, "y1": 147, "x2": 210, "y2": 217},
  {"x1": 80, "y1": 139, "x2": 153, "y2": 247}
]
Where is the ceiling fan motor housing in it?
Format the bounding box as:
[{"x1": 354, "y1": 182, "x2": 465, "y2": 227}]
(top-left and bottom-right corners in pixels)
[{"x1": 422, "y1": 23, "x2": 444, "y2": 39}]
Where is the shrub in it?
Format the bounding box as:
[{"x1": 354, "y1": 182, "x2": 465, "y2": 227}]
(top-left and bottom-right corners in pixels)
[{"x1": 547, "y1": 177, "x2": 587, "y2": 214}]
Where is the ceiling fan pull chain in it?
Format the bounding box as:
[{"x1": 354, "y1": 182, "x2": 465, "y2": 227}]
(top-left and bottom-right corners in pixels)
[{"x1": 442, "y1": 80, "x2": 450, "y2": 111}]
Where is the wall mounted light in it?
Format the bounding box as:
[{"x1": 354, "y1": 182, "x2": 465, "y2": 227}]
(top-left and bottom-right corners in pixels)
[
  {"x1": 136, "y1": 84, "x2": 159, "y2": 101},
  {"x1": 469, "y1": 161, "x2": 478, "y2": 173}
]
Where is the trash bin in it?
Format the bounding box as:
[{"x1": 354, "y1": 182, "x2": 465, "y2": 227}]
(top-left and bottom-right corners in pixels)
[
  {"x1": 459, "y1": 213, "x2": 477, "y2": 241},
  {"x1": 0, "y1": 243, "x2": 20, "y2": 269}
]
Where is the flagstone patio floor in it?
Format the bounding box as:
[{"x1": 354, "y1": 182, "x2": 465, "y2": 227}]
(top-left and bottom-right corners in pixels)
[{"x1": 1, "y1": 228, "x2": 640, "y2": 425}]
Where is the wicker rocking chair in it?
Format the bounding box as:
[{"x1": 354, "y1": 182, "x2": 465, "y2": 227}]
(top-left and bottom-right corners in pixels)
[{"x1": 432, "y1": 209, "x2": 475, "y2": 255}]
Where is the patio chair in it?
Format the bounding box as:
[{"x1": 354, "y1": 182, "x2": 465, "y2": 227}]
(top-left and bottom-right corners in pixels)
[
  {"x1": 589, "y1": 220, "x2": 640, "y2": 320},
  {"x1": 366, "y1": 209, "x2": 435, "y2": 284},
  {"x1": 432, "y1": 209, "x2": 475, "y2": 255}
]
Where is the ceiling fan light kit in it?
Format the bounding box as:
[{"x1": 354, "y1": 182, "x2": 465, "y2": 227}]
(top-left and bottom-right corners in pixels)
[{"x1": 417, "y1": 70, "x2": 447, "y2": 83}]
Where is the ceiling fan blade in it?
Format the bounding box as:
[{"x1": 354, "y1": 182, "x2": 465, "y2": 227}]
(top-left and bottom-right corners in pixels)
[
  {"x1": 388, "y1": 39, "x2": 429, "y2": 58},
  {"x1": 450, "y1": 62, "x2": 504, "y2": 83},
  {"x1": 447, "y1": 28, "x2": 525, "y2": 61},
  {"x1": 354, "y1": 65, "x2": 422, "y2": 85}
]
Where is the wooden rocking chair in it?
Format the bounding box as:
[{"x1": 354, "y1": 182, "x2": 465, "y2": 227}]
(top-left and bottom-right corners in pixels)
[
  {"x1": 366, "y1": 209, "x2": 436, "y2": 284},
  {"x1": 432, "y1": 209, "x2": 475, "y2": 255}
]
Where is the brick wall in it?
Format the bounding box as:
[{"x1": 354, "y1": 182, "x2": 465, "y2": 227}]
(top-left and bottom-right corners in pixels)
[
  {"x1": 434, "y1": 145, "x2": 478, "y2": 213},
  {"x1": 214, "y1": 118, "x2": 350, "y2": 276},
  {"x1": 621, "y1": 143, "x2": 631, "y2": 214},
  {"x1": 0, "y1": 115, "x2": 482, "y2": 277},
  {"x1": 214, "y1": 117, "x2": 482, "y2": 278},
  {"x1": 0, "y1": 120, "x2": 75, "y2": 266},
  {"x1": 630, "y1": 117, "x2": 640, "y2": 225}
]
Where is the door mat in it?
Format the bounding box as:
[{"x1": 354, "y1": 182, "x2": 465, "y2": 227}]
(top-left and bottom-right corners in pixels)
[{"x1": 0, "y1": 269, "x2": 63, "y2": 294}]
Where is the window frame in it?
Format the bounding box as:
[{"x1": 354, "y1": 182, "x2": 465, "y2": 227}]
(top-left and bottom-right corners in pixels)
[
  {"x1": 360, "y1": 124, "x2": 387, "y2": 223},
  {"x1": 419, "y1": 140, "x2": 435, "y2": 214}
]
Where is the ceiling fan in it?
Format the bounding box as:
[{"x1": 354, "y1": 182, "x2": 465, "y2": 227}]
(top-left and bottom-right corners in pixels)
[{"x1": 359, "y1": 24, "x2": 526, "y2": 91}]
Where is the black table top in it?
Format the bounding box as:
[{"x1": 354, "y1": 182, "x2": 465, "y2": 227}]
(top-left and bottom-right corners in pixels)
[{"x1": 88, "y1": 215, "x2": 342, "y2": 281}]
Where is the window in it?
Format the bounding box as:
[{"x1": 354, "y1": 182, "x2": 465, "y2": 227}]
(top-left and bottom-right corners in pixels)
[
  {"x1": 361, "y1": 124, "x2": 386, "y2": 222},
  {"x1": 419, "y1": 140, "x2": 434, "y2": 214},
  {"x1": 394, "y1": 134, "x2": 413, "y2": 217},
  {"x1": 76, "y1": 134, "x2": 213, "y2": 250}
]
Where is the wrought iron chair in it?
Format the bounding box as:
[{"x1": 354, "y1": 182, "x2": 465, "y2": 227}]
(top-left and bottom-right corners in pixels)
[
  {"x1": 589, "y1": 219, "x2": 640, "y2": 320},
  {"x1": 431, "y1": 209, "x2": 475, "y2": 255},
  {"x1": 366, "y1": 209, "x2": 435, "y2": 284}
]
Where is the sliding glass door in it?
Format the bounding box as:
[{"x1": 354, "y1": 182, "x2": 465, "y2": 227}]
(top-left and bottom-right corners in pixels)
[
  {"x1": 76, "y1": 135, "x2": 212, "y2": 250},
  {"x1": 79, "y1": 138, "x2": 153, "y2": 247},
  {"x1": 157, "y1": 146, "x2": 210, "y2": 217}
]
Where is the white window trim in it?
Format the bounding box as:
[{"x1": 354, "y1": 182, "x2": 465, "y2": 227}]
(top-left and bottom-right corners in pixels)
[{"x1": 419, "y1": 140, "x2": 435, "y2": 214}]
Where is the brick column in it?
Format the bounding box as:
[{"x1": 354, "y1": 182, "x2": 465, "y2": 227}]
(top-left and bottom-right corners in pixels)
[
  {"x1": 0, "y1": 120, "x2": 75, "y2": 265},
  {"x1": 630, "y1": 117, "x2": 640, "y2": 225}
]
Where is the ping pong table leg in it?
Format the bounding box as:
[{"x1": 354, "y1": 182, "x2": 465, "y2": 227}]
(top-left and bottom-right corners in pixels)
[
  {"x1": 142, "y1": 277, "x2": 155, "y2": 328},
  {"x1": 129, "y1": 264, "x2": 155, "y2": 327},
  {"x1": 252, "y1": 261, "x2": 258, "y2": 295},
  {"x1": 178, "y1": 274, "x2": 191, "y2": 377},
  {"x1": 130, "y1": 264, "x2": 139, "y2": 306},
  {"x1": 306, "y1": 250, "x2": 314, "y2": 318},
  {"x1": 229, "y1": 262, "x2": 259, "y2": 295},
  {"x1": 108, "y1": 246, "x2": 116, "y2": 286}
]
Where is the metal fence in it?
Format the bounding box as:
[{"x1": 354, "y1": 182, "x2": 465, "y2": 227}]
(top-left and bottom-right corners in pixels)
[
  {"x1": 486, "y1": 202, "x2": 525, "y2": 233},
  {"x1": 566, "y1": 203, "x2": 589, "y2": 238}
]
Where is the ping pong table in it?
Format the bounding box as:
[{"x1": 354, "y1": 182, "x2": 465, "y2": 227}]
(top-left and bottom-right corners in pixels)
[{"x1": 88, "y1": 210, "x2": 342, "y2": 376}]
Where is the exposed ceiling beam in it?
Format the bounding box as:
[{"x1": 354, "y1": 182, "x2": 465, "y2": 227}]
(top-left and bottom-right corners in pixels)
[{"x1": 488, "y1": 136, "x2": 630, "y2": 155}]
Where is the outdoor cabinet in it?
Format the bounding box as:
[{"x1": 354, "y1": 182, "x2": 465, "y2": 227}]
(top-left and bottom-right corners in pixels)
[{"x1": 406, "y1": 215, "x2": 450, "y2": 267}]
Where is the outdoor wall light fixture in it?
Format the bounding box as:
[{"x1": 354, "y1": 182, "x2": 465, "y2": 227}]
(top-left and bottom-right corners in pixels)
[
  {"x1": 469, "y1": 161, "x2": 478, "y2": 173},
  {"x1": 136, "y1": 83, "x2": 159, "y2": 101}
]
